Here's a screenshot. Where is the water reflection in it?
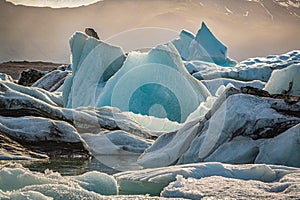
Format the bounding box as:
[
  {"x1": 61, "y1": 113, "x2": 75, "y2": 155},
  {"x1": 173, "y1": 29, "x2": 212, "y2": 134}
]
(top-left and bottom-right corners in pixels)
[
  {"x1": 1, "y1": 155, "x2": 143, "y2": 176},
  {"x1": 93, "y1": 154, "x2": 143, "y2": 172}
]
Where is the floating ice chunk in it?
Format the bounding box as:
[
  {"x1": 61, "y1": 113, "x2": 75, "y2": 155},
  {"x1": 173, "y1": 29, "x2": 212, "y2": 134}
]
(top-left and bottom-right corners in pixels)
[
  {"x1": 264, "y1": 63, "x2": 300, "y2": 95},
  {"x1": 64, "y1": 31, "x2": 210, "y2": 123},
  {"x1": 190, "y1": 22, "x2": 236, "y2": 66},
  {"x1": 97, "y1": 43, "x2": 210, "y2": 123},
  {"x1": 115, "y1": 162, "x2": 297, "y2": 196},
  {"x1": 73, "y1": 171, "x2": 118, "y2": 195},
  {"x1": 201, "y1": 78, "x2": 265, "y2": 95},
  {"x1": 63, "y1": 32, "x2": 126, "y2": 108},
  {"x1": 0, "y1": 116, "x2": 83, "y2": 143},
  {"x1": 0, "y1": 165, "x2": 55, "y2": 192},
  {"x1": 0, "y1": 73, "x2": 13, "y2": 82},
  {"x1": 137, "y1": 119, "x2": 200, "y2": 168},
  {"x1": 0, "y1": 80, "x2": 63, "y2": 107},
  {"x1": 189, "y1": 50, "x2": 300, "y2": 82},
  {"x1": 0, "y1": 165, "x2": 177, "y2": 199},
  {"x1": 125, "y1": 112, "x2": 181, "y2": 133},
  {"x1": 32, "y1": 70, "x2": 71, "y2": 92},
  {"x1": 204, "y1": 136, "x2": 261, "y2": 164},
  {"x1": 0, "y1": 115, "x2": 89, "y2": 157},
  {"x1": 81, "y1": 131, "x2": 153, "y2": 155},
  {"x1": 256, "y1": 124, "x2": 300, "y2": 167},
  {"x1": 185, "y1": 22, "x2": 236, "y2": 66},
  {"x1": 139, "y1": 87, "x2": 300, "y2": 168},
  {"x1": 185, "y1": 96, "x2": 217, "y2": 122},
  {"x1": 161, "y1": 172, "x2": 300, "y2": 199},
  {"x1": 178, "y1": 94, "x2": 300, "y2": 165},
  {"x1": 0, "y1": 83, "x2": 155, "y2": 139},
  {"x1": 172, "y1": 30, "x2": 195, "y2": 61},
  {"x1": 0, "y1": 164, "x2": 118, "y2": 196},
  {"x1": 172, "y1": 23, "x2": 236, "y2": 66}
]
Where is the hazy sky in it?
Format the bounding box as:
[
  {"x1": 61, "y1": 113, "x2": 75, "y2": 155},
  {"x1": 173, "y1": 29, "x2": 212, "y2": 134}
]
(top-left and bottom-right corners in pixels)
[
  {"x1": 5, "y1": 0, "x2": 103, "y2": 8},
  {"x1": 1, "y1": 0, "x2": 300, "y2": 63}
]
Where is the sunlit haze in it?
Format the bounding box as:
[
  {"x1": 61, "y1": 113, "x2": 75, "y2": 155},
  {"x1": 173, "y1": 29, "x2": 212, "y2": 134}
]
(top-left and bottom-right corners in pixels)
[
  {"x1": 5, "y1": 0, "x2": 102, "y2": 8},
  {"x1": 1, "y1": 0, "x2": 300, "y2": 63}
]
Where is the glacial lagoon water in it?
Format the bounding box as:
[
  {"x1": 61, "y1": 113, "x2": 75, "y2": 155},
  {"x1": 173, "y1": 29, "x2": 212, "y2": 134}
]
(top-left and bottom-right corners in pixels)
[{"x1": 1, "y1": 155, "x2": 141, "y2": 176}]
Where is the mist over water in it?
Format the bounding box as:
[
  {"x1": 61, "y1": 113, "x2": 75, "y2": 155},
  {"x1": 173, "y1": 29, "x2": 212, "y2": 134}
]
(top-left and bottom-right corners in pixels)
[
  {"x1": 1, "y1": 0, "x2": 300, "y2": 63},
  {"x1": 5, "y1": 0, "x2": 103, "y2": 8}
]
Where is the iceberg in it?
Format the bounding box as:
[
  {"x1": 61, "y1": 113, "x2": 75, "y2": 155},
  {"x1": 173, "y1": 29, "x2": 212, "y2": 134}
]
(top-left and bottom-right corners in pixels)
[
  {"x1": 81, "y1": 130, "x2": 153, "y2": 155},
  {"x1": 204, "y1": 136, "x2": 261, "y2": 164},
  {"x1": 264, "y1": 63, "x2": 300, "y2": 95},
  {"x1": 97, "y1": 43, "x2": 210, "y2": 123},
  {"x1": 172, "y1": 30, "x2": 195, "y2": 61},
  {"x1": 172, "y1": 22, "x2": 236, "y2": 66},
  {"x1": 72, "y1": 171, "x2": 118, "y2": 195},
  {"x1": 201, "y1": 78, "x2": 265, "y2": 96},
  {"x1": 138, "y1": 87, "x2": 300, "y2": 168},
  {"x1": 161, "y1": 172, "x2": 300, "y2": 199},
  {"x1": 0, "y1": 73, "x2": 13, "y2": 82},
  {"x1": 115, "y1": 161, "x2": 298, "y2": 196},
  {"x1": 32, "y1": 69, "x2": 71, "y2": 92},
  {"x1": 0, "y1": 164, "x2": 182, "y2": 199},
  {"x1": 125, "y1": 112, "x2": 181, "y2": 133},
  {"x1": 63, "y1": 32, "x2": 126, "y2": 108},
  {"x1": 0, "y1": 115, "x2": 90, "y2": 157},
  {"x1": 0, "y1": 164, "x2": 118, "y2": 197},
  {"x1": 255, "y1": 123, "x2": 300, "y2": 167},
  {"x1": 0, "y1": 81, "x2": 156, "y2": 139},
  {"x1": 189, "y1": 50, "x2": 300, "y2": 82},
  {"x1": 64, "y1": 31, "x2": 209, "y2": 123},
  {"x1": 0, "y1": 80, "x2": 63, "y2": 107}
]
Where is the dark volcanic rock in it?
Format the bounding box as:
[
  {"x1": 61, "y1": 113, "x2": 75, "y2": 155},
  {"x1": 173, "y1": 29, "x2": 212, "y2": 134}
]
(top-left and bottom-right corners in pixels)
[
  {"x1": 18, "y1": 68, "x2": 46, "y2": 86},
  {"x1": 85, "y1": 28, "x2": 100, "y2": 40}
]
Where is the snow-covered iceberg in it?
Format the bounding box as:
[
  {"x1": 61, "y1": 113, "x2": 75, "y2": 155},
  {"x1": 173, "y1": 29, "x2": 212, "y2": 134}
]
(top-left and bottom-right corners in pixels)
[{"x1": 172, "y1": 22, "x2": 236, "y2": 66}]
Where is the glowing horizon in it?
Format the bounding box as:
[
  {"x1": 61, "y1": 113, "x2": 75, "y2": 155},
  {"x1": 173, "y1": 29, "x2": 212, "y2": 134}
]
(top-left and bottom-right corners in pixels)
[{"x1": 5, "y1": 0, "x2": 103, "y2": 8}]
